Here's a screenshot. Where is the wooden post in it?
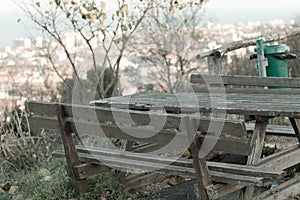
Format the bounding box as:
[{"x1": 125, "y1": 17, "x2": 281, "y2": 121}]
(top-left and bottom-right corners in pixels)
[
  {"x1": 118, "y1": 140, "x2": 134, "y2": 182},
  {"x1": 289, "y1": 117, "x2": 300, "y2": 144},
  {"x1": 207, "y1": 55, "x2": 217, "y2": 75},
  {"x1": 240, "y1": 116, "x2": 269, "y2": 200},
  {"x1": 56, "y1": 104, "x2": 89, "y2": 194},
  {"x1": 184, "y1": 117, "x2": 212, "y2": 200},
  {"x1": 207, "y1": 55, "x2": 224, "y2": 75}
]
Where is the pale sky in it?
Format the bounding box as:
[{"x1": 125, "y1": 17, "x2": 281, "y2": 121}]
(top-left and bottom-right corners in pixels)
[
  {"x1": 0, "y1": 0, "x2": 33, "y2": 47},
  {"x1": 1, "y1": 0, "x2": 300, "y2": 47},
  {"x1": 205, "y1": 0, "x2": 300, "y2": 24}
]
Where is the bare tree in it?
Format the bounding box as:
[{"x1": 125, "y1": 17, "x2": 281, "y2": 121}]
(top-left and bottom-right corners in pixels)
[
  {"x1": 17, "y1": 0, "x2": 208, "y2": 102},
  {"x1": 131, "y1": 4, "x2": 206, "y2": 93},
  {"x1": 286, "y1": 22, "x2": 300, "y2": 77}
]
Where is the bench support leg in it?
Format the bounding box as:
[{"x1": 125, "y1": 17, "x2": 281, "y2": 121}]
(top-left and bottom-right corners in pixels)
[
  {"x1": 240, "y1": 116, "x2": 268, "y2": 200},
  {"x1": 190, "y1": 142, "x2": 213, "y2": 200},
  {"x1": 57, "y1": 105, "x2": 89, "y2": 194},
  {"x1": 118, "y1": 140, "x2": 134, "y2": 182},
  {"x1": 289, "y1": 117, "x2": 300, "y2": 144},
  {"x1": 185, "y1": 117, "x2": 212, "y2": 200}
]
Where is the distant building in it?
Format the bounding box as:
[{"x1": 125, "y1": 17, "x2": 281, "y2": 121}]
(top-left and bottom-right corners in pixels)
[
  {"x1": 34, "y1": 36, "x2": 43, "y2": 48},
  {"x1": 13, "y1": 38, "x2": 32, "y2": 48}
]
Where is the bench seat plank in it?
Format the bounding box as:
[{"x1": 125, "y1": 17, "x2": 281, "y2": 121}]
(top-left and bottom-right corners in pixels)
[
  {"x1": 258, "y1": 144, "x2": 300, "y2": 171},
  {"x1": 76, "y1": 146, "x2": 284, "y2": 178},
  {"x1": 254, "y1": 175, "x2": 300, "y2": 200},
  {"x1": 53, "y1": 146, "x2": 284, "y2": 179},
  {"x1": 246, "y1": 123, "x2": 295, "y2": 137},
  {"x1": 53, "y1": 149, "x2": 270, "y2": 187}
]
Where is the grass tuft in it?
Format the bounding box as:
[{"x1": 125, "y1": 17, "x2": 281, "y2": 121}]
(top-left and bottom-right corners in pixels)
[{"x1": 0, "y1": 158, "x2": 132, "y2": 200}]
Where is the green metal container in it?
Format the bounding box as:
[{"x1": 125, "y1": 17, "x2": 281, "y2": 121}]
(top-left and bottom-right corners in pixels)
[
  {"x1": 264, "y1": 44, "x2": 289, "y2": 78},
  {"x1": 254, "y1": 44, "x2": 289, "y2": 89}
]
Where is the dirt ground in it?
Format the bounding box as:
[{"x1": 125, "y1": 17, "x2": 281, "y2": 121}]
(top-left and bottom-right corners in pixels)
[{"x1": 135, "y1": 177, "x2": 240, "y2": 200}]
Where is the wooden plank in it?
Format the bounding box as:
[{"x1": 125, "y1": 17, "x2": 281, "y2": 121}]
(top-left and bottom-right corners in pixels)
[
  {"x1": 26, "y1": 100, "x2": 57, "y2": 116},
  {"x1": 31, "y1": 114, "x2": 247, "y2": 143},
  {"x1": 29, "y1": 116, "x2": 59, "y2": 131},
  {"x1": 75, "y1": 145, "x2": 190, "y2": 166},
  {"x1": 212, "y1": 171, "x2": 267, "y2": 187},
  {"x1": 28, "y1": 101, "x2": 247, "y2": 137},
  {"x1": 30, "y1": 115, "x2": 250, "y2": 155},
  {"x1": 90, "y1": 93, "x2": 300, "y2": 117},
  {"x1": 73, "y1": 163, "x2": 108, "y2": 179},
  {"x1": 27, "y1": 100, "x2": 185, "y2": 128},
  {"x1": 207, "y1": 162, "x2": 284, "y2": 178},
  {"x1": 69, "y1": 121, "x2": 182, "y2": 145},
  {"x1": 118, "y1": 140, "x2": 135, "y2": 182},
  {"x1": 289, "y1": 117, "x2": 300, "y2": 143},
  {"x1": 192, "y1": 86, "x2": 300, "y2": 94},
  {"x1": 132, "y1": 143, "x2": 165, "y2": 153},
  {"x1": 53, "y1": 150, "x2": 266, "y2": 186},
  {"x1": 247, "y1": 117, "x2": 269, "y2": 165},
  {"x1": 185, "y1": 117, "x2": 211, "y2": 200},
  {"x1": 254, "y1": 176, "x2": 300, "y2": 200},
  {"x1": 56, "y1": 104, "x2": 89, "y2": 194},
  {"x1": 258, "y1": 144, "x2": 300, "y2": 171},
  {"x1": 241, "y1": 117, "x2": 269, "y2": 200},
  {"x1": 246, "y1": 123, "x2": 295, "y2": 137},
  {"x1": 70, "y1": 119, "x2": 248, "y2": 144},
  {"x1": 71, "y1": 121, "x2": 251, "y2": 155},
  {"x1": 75, "y1": 145, "x2": 284, "y2": 178},
  {"x1": 190, "y1": 75, "x2": 300, "y2": 88},
  {"x1": 29, "y1": 115, "x2": 181, "y2": 145},
  {"x1": 53, "y1": 151, "x2": 196, "y2": 176}
]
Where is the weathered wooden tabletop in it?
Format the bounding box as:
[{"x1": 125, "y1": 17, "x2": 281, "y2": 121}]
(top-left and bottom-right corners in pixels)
[{"x1": 91, "y1": 92, "x2": 300, "y2": 117}]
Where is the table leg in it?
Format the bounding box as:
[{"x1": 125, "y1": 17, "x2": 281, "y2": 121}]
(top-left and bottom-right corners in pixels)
[
  {"x1": 289, "y1": 117, "x2": 300, "y2": 144},
  {"x1": 184, "y1": 117, "x2": 213, "y2": 200},
  {"x1": 240, "y1": 116, "x2": 269, "y2": 200}
]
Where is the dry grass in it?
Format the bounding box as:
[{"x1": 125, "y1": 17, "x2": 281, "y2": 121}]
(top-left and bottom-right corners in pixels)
[
  {"x1": 0, "y1": 107, "x2": 131, "y2": 200},
  {"x1": 0, "y1": 108, "x2": 59, "y2": 171}
]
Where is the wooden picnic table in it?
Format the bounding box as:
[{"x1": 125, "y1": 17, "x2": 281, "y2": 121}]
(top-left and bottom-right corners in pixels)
[
  {"x1": 92, "y1": 92, "x2": 300, "y2": 199},
  {"x1": 92, "y1": 91, "x2": 300, "y2": 161},
  {"x1": 91, "y1": 92, "x2": 300, "y2": 118}
]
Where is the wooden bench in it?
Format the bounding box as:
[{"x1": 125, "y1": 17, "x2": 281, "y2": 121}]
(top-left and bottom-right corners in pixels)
[
  {"x1": 190, "y1": 74, "x2": 300, "y2": 199},
  {"x1": 26, "y1": 100, "x2": 286, "y2": 200},
  {"x1": 190, "y1": 74, "x2": 300, "y2": 94}
]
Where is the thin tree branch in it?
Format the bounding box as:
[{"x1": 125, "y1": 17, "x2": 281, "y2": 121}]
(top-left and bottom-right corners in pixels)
[{"x1": 196, "y1": 27, "x2": 300, "y2": 59}]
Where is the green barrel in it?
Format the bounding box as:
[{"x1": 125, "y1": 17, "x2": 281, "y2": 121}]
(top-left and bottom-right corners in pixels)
[{"x1": 264, "y1": 44, "x2": 289, "y2": 78}]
